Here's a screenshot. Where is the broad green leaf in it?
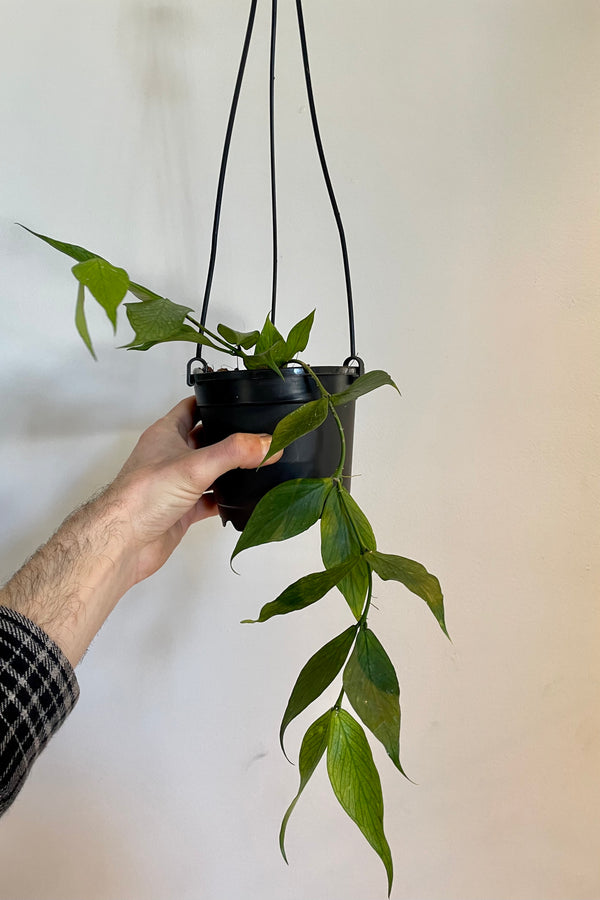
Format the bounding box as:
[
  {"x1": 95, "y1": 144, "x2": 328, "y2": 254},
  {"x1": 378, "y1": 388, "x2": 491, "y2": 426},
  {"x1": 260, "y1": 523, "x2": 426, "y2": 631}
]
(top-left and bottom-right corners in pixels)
[
  {"x1": 331, "y1": 370, "x2": 400, "y2": 407},
  {"x1": 343, "y1": 628, "x2": 407, "y2": 776},
  {"x1": 242, "y1": 560, "x2": 358, "y2": 624},
  {"x1": 280, "y1": 710, "x2": 332, "y2": 862},
  {"x1": 125, "y1": 297, "x2": 193, "y2": 342},
  {"x1": 284, "y1": 309, "x2": 315, "y2": 360},
  {"x1": 261, "y1": 398, "x2": 329, "y2": 464},
  {"x1": 321, "y1": 485, "x2": 376, "y2": 617},
  {"x1": 243, "y1": 310, "x2": 315, "y2": 372},
  {"x1": 280, "y1": 625, "x2": 357, "y2": 755},
  {"x1": 335, "y1": 557, "x2": 369, "y2": 619},
  {"x1": 327, "y1": 709, "x2": 394, "y2": 896},
  {"x1": 243, "y1": 341, "x2": 287, "y2": 377},
  {"x1": 74, "y1": 282, "x2": 96, "y2": 360},
  {"x1": 72, "y1": 258, "x2": 129, "y2": 331},
  {"x1": 19, "y1": 224, "x2": 99, "y2": 263},
  {"x1": 232, "y1": 478, "x2": 333, "y2": 561},
  {"x1": 255, "y1": 314, "x2": 285, "y2": 354},
  {"x1": 217, "y1": 323, "x2": 260, "y2": 349},
  {"x1": 127, "y1": 281, "x2": 166, "y2": 302},
  {"x1": 367, "y1": 550, "x2": 449, "y2": 638},
  {"x1": 20, "y1": 225, "x2": 172, "y2": 310}
]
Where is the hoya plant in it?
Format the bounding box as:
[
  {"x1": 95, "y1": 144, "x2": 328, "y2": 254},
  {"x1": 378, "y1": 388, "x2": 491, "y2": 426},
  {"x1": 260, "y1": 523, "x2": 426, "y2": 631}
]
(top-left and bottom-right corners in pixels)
[{"x1": 23, "y1": 224, "x2": 448, "y2": 896}]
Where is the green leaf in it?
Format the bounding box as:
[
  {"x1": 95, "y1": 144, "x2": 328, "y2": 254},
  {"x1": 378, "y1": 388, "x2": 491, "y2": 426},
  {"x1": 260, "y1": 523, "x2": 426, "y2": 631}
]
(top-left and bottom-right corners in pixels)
[
  {"x1": 255, "y1": 314, "x2": 285, "y2": 355},
  {"x1": 243, "y1": 341, "x2": 287, "y2": 377},
  {"x1": 243, "y1": 560, "x2": 358, "y2": 624},
  {"x1": 217, "y1": 323, "x2": 260, "y2": 350},
  {"x1": 280, "y1": 710, "x2": 332, "y2": 863},
  {"x1": 280, "y1": 625, "x2": 357, "y2": 755},
  {"x1": 72, "y1": 258, "x2": 129, "y2": 331},
  {"x1": 19, "y1": 224, "x2": 99, "y2": 263},
  {"x1": 284, "y1": 309, "x2": 315, "y2": 360},
  {"x1": 367, "y1": 550, "x2": 449, "y2": 638},
  {"x1": 321, "y1": 484, "x2": 376, "y2": 617},
  {"x1": 74, "y1": 282, "x2": 96, "y2": 360},
  {"x1": 331, "y1": 370, "x2": 400, "y2": 407},
  {"x1": 243, "y1": 310, "x2": 315, "y2": 371},
  {"x1": 343, "y1": 628, "x2": 407, "y2": 776},
  {"x1": 125, "y1": 297, "x2": 193, "y2": 342},
  {"x1": 327, "y1": 709, "x2": 394, "y2": 896},
  {"x1": 338, "y1": 558, "x2": 370, "y2": 619},
  {"x1": 260, "y1": 397, "x2": 329, "y2": 465},
  {"x1": 232, "y1": 478, "x2": 333, "y2": 561}
]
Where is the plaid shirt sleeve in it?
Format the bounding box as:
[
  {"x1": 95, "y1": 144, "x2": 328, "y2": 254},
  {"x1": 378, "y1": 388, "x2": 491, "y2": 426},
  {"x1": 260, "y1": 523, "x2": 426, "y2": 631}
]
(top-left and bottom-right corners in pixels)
[{"x1": 0, "y1": 606, "x2": 80, "y2": 816}]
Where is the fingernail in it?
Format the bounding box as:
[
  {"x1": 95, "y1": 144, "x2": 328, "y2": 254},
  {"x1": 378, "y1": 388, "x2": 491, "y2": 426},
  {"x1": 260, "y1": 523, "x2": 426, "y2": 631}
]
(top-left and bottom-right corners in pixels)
[{"x1": 258, "y1": 434, "x2": 272, "y2": 453}]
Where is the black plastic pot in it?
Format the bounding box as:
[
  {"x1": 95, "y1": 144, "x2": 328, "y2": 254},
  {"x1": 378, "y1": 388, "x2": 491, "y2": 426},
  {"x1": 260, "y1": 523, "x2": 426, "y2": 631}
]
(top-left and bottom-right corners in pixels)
[{"x1": 192, "y1": 365, "x2": 359, "y2": 530}]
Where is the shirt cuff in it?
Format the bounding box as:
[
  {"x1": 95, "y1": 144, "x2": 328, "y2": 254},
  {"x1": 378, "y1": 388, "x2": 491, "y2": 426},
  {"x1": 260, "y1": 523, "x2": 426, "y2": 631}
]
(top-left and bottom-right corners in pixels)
[{"x1": 0, "y1": 606, "x2": 80, "y2": 816}]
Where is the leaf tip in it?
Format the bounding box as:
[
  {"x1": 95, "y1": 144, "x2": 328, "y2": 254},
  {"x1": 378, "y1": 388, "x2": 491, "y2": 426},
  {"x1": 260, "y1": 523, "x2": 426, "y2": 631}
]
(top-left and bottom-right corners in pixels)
[
  {"x1": 438, "y1": 611, "x2": 451, "y2": 641},
  {"x1": 256, "y1": 452, "x2": 271, "y2": 470},
  {"x1": 278, "y1": 819, "x2": 290, "y2": 865},
  {"x1": 394, "y1": 759, "x2": 417, "y2": 785},
  {"x1": 278, "y1": 731, "x2": 294, "y2": 765}
]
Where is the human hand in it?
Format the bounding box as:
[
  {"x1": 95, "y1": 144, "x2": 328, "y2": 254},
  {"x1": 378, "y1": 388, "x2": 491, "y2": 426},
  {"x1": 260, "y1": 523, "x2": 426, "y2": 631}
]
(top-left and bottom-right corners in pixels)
[
  {"x1": 0, "y1": 397, "x2": 281, "y2": 666},
  {"x1": 110, "y1": 396, "x2": 281, "y2": 584}
]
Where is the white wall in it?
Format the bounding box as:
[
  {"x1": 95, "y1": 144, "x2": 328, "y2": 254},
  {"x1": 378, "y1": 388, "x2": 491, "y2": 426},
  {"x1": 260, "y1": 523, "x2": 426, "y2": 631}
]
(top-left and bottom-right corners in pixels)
[{"x1": 1, "y1": 2, "x2": 599, "y2": 898}]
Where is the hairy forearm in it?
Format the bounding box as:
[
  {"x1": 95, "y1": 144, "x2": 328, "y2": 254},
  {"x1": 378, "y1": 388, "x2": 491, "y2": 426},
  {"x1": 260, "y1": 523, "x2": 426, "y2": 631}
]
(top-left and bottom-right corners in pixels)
[
  {"x1": 0, "y1": 489, "x2": 138, "y2": 667},
  {"x1": 0, "y1": 399, "x2": 277, "y2": 670}
]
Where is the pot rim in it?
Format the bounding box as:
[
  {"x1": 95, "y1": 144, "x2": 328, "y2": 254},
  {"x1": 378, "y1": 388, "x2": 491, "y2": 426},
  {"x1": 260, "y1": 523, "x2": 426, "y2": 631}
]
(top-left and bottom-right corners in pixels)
[{"x1": 191, "y1": 363, "x2": 359, "y2": 384}]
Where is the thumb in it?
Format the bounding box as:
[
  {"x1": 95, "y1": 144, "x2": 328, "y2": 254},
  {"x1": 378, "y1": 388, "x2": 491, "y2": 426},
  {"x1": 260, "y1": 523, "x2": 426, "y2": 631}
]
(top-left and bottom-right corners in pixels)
[{"x1": 190, "y1": 432, "x2": 281, "y2": 487}]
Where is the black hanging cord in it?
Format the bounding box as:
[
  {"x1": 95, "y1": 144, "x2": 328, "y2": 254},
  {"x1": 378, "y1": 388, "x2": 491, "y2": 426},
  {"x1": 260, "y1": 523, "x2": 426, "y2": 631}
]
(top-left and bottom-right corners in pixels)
[
  {"x1": 295, "y1": 0, "x2": 357, "y2": 360},
  {"x1": 199, "y1": 0, "x2": 259, "y2": 334},
  {"x1": 192, "y1": 0, "x2": 360, "y2": 370},
  {"x1": 269, "y1": 0, "x2": 279, "y2": 324}
]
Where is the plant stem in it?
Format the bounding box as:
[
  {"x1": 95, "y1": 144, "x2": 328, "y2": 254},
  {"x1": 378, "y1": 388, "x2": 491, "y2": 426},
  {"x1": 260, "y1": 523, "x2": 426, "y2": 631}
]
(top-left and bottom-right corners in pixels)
[
  {"x1": 359, "y1": 565, "x2": 374, "y2": 626},
  {"x1": 329, "y1": 402, "x2": 346, "y2": 480},
  {"x1": 296, "y1": 360, "x2": 347, "y2": 479},
  {"x1": 294, "y1": 360, "x2": 328, "y2": 397},
  {"x1": 185, "y1": 315, "x2": 239, "y2": 355}
]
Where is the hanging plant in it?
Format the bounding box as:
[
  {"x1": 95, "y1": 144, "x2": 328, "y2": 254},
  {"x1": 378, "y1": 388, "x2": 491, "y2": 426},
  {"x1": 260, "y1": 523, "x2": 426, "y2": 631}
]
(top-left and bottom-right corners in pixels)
[
  {"x1": 20, "y1": 223, "x2": 448, "y2": 895},
  {"x1": 19, "y1": 0, "x2": 449, "y2": 894}
]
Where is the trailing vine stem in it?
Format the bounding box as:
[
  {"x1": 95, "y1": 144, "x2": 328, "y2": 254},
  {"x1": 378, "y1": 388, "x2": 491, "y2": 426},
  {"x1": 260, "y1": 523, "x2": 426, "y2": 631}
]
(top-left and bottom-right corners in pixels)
[
  {"x1": 360, "y1": 565, "x2": 374, "y2": 625},
  {"x1": 329, "y1": 403, "x2": 347, "y2": 481},
  {"x1": 296, "y1": 361, "x2": 375, "y2": 562},
  {"x1": 295, "y1": 360, "x2": 347, "y2": 480},
  {"x1": 333, "y1": 684, "x2": 345, "y2": 710},
  {"x1": 185, "y1": 313, "x2": 203, "y2": 330},
  {"x1": 332, "y1": 566, "x2": 373, "y2": 712},
  {"x1": 185, "y1": 315, "x2": 239, "y2": 354}
]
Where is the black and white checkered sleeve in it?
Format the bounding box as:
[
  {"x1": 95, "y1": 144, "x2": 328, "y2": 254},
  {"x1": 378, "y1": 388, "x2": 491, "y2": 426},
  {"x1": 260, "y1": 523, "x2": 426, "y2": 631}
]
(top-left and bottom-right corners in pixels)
[{"x1": 0, "y1": 606, "x2": 80, "y2": 816}]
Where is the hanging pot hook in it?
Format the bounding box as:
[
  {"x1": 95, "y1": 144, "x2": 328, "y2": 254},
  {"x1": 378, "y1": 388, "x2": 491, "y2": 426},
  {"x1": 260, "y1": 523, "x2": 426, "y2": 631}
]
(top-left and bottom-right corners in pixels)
[
  {"x1": 186, "y1": 355, "x2": 209, "y2": 386},
  {"x1": 343, "y1": 356, "x2": 365, "y2": 377}
]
